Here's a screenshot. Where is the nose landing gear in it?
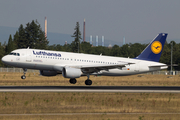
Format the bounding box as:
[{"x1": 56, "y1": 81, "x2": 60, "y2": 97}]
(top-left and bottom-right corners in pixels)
[
  {"x1": 21, "y1": 75, "x2": 26, "y2": 79},
  {"x1": 21, "y1": 68, "x2": 27, "y2": 79}
]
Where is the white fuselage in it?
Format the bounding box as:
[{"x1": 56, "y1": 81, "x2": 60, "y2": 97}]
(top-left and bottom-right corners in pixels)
[{"x1": 2, "y1": 49, "x2": 167, "y2": 76}]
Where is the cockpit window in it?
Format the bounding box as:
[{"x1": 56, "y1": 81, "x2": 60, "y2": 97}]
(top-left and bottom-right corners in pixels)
[
  {"x1": 9, "y1": 52, "x2": 20, "y2": 56},
  {"x1": 9, "y1": 53, "x2": 14, "y2": 55}
]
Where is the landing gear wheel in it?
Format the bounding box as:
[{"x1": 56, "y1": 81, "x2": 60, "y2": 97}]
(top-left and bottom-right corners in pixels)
[
  {"x1": 21, "y1": 68, "x2": 27, "y2": 79},
  {"x1": 21, "y1": 75, "x2": 26, "y2": 79},
  {"x1": 69, "y1": 78, "x2": 77, "y2": 84},
  {"x1": 85, "y1": 79, "x2": 92, "y2": 86}
]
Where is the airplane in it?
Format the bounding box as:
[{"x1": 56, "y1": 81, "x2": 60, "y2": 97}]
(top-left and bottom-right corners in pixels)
[{"x1": 1, "y1": 33, "x2": 168, "y2": 85}]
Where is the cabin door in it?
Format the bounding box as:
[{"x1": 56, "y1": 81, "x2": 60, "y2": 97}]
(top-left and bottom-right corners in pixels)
[{"x1": 26, "y1": 50, "x2": 32, "y2": 62}]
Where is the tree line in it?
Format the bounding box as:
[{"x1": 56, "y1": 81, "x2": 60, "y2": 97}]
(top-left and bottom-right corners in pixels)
[{"x1": 0, "y1": 20, "x2": 179, "y2": 70}]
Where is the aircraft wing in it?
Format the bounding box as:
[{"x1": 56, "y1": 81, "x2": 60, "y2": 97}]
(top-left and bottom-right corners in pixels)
[
  {"x1": 79, "y1": 62, "x2": 134, "y2": 74},
  {"x1": 53, "y1": 62, "x2": 134, "y2": 74}
]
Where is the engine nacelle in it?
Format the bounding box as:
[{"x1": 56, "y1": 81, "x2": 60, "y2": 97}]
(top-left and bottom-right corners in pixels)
[
  {"x1": 62, "y1": 67, "x2": 82, "y2": 78},
  {"x1": 40, "y1": 70, "x2": 57, "y2": 76}
]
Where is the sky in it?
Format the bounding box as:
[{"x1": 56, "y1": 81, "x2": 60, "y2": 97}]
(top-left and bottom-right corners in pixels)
[{"x1": 0, "y1": 0, "x2": 180, "y2": 45}]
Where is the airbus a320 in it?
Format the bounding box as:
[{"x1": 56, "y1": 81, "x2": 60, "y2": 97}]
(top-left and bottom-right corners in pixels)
[{"x1": 1, "y1": 33, "x2": 168, "y2": 85}]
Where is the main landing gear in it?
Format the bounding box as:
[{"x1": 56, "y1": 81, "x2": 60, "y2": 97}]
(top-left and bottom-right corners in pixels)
[
  {"x1": 69, "y1": 78, "x2": 77, "y2": 84},
  {"x1": 21, "y1": 68, "x2": 27, "y2": 79},
  {"x1": 85, "y1": 79, "x2": 92, "y2": 85},
  {"x1": 85, "y1": 75, "x2": 92, "y2": 85},
  {"x1": 69, "y1": 75, "x2": 92, "y2": 86}
]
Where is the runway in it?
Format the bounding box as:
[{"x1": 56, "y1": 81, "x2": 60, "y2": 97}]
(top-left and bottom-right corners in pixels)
[
  {"x1": 0, "y1": 86, "x2": 180, "y2": 93},
  {"x1": 0, "y1": 113, "x2": 180, "y2": 116}
]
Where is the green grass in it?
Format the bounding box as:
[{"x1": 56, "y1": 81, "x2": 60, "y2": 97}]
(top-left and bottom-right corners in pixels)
[
  {"x1": 0, "y1": 92, "x2": 180, "y2": 114},
  {"x1": 0, "y1": 73, "x2": 180, "y2": 119},
  {"x1": 0, "y1": 92, "x2": 180, "y2": 119}
]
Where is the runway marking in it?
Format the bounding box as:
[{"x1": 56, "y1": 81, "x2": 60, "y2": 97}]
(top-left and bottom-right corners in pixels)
[
  {"x1": 0, "y1": 113, "x2": 180, "y2": 116},
  {"x1": 1, "y1": 89, "x2": 180, "y2": 93},
  {"x1": 0, "y1": 86, "x2": 180, "y2": 93}
]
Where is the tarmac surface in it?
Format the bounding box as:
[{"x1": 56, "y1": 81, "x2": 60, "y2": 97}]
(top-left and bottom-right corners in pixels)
[{"x1": 0, "y1": 86, "x2": 180, "y2": 93}]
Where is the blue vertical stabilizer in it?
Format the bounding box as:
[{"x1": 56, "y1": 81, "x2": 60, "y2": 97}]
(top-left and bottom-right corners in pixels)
[{"x1": 135, "y1": 33, "x2": 168, "y2": 62}]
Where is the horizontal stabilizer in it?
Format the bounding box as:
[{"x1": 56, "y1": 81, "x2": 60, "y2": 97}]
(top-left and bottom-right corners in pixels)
[
  {"x1": 148, "y1": 64, "x2": 168, "y2": 70},
  {"x1": 148, "y1": 65, "x2": 168, "y2": 67}
]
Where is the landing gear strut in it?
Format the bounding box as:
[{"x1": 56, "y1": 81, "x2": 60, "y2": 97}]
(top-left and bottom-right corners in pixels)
[
  {"x1": 69, "y1": 78, "x2": 77, "y2": 84},
  {"x1": 21, "y1": 68, "x2": 27, "y2": 79},
  {"x1": 85, "y1": 75, "x2": 92, "y2": 85}
]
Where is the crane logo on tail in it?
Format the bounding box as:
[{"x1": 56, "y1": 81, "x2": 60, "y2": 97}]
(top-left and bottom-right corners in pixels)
[{"x1": 151, "y1": 41, "x2": 162, "y2": 54}]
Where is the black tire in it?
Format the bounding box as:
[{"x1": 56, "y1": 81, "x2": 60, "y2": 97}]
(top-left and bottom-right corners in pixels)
[
  {"x1": 21, "y1": 75, "x2": 26, "y2": 79},
  {"x1": 69, "y1": 78, "x2": 77, "y2": 84},
  {"x1": 85, "y1": 79, "x2": 92, "y2": 85}
]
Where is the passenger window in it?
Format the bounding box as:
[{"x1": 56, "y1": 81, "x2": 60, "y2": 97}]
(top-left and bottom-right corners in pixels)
[{"x1": 17, "y1": 53, "x2": 20, "y2": 56}]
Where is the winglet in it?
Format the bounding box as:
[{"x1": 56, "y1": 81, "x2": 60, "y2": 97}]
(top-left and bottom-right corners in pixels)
[{"x1": 135, "y1": 33, "x2": 168, "y2": 62}]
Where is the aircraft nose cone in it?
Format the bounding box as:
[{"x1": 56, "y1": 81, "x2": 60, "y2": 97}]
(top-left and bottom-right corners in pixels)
[
  {"x1": 1, "y1": 56, "x2": 5, "y2": 63},
  {"x1": 1, "y1": 56, "x2": 8, "y2": 64}
]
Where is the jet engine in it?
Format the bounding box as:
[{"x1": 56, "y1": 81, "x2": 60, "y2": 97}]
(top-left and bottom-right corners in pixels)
[
  {"x1": 40, "y1": 70, "x2": 57, "y2": 76},
  {"x1": 62, "y1": 67, "x2": 82, "y2": 78}
]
